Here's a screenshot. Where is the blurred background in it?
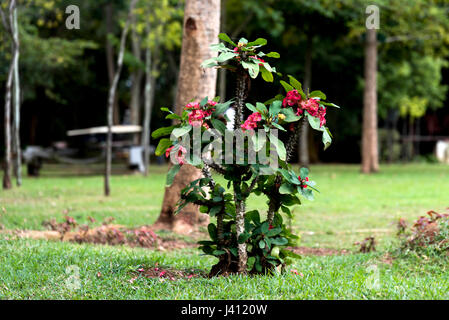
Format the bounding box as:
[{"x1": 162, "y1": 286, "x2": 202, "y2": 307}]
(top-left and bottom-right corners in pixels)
[{"x1": 1, "y1": 0, "x2": 449, "y2": 172}]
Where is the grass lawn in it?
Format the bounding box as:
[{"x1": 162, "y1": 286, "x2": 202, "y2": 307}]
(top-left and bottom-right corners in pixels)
[{"x1": 1, "y1": 163, "x2": 448, "y2": 299}]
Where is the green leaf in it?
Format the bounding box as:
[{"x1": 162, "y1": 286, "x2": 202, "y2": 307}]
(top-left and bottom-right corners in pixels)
[
  {"x1": 306, "y1": 113, "x2": 321, "y2": 130},
  {"x1": 209, "y1": 206, "x2": 221, "y2": 217},
  {"x1": 217, "y1": 52, "x2": 238, "y2": 63},
  {"x1": 266, "y1": 227, "x2": 282, "y2": 237},
  {"x1": 247, "y1": 38, "x2": 267, "y2": 47},
  {"x1": 211, "y1": 119, "x2": 227, "y2": 134},
  {"x1": 265, "y1": 52, "x2": 280, "y2": 58},
  {"x1": 165, "y1": 113, "x2": 182, "y2": 120},
  {"x1": 172, "y1": 125, "x2": 192, "y2": 138},
  {"x1": 322, "y1": 127, "x2": 332, "y2": 150},
  {"x1": 241, "y1": 61, "x2": 259, "y2": 79},
  {"x1": 252, "y1": 133, "x2": 266, "y2": 152},
  {"x1": 299, "y1": 167, "x2": 309, "y2": 179},
  {"x1": 256, "y1": 102, "x2": 268, "y2": 114},
  {"x1": 213, "y1": 250, "x2": 226, "y2": 256},
  {"x1": 218, "y1": 33, "x2": 237, "y2": 46},
  {"x1": 280, "y1": 108, "x2": 302, "y2": 122},
  {"x1": 259, "y1": 239, "x2": 266, "y2": 249},
  {"x1": 287, "y1": 75, "x2": 303, "y2": 92},
  {"x1": 280, "y1": 80, "x2": 294, "y2": 93},
  {"x1": 166, "y1": 164, "x2": 181, "y2": 186},
  {"x1": 209, "y1": 42, "x2": 229, "y2": 52},
  {"x1": 201, "y1": 58, "x2": 219, "y2": 68},
  {"x1": 279, "y1": 183, "x2": 295, "y2": 194},
  {"x1": 269, "y1": 132, "x2": 286, "y2": 161},
  {"x1": 155, "y1": 138, "x2": 172, "y2": 156},
  {"x1": 245, "y1": 103, "x2": 259, "y2": 113},
  {"x1": 310, "y1": 90, "x2": 326, "y2": 100},
  {"x1": 152, "y1": 126, "x2": 175, "y2": 139},
  {"x1": 212, "y1": 100, "x2": 233, "y2": 116},
  {"x1": 247, "y1": 257, "x2": 256, "y2": 271},
  {"x1": 208, "y1": 223, "x2": 218, "y2": 241},
  {"x1": 260, "y1": 65, "x2": 273, "y2": 82},
  {"x1": 320, "y1": 101, "x2": 340, "y2": 108},
  {"x1": 271, "y1": 237, "x2": 288, "y2": 246},
  {"x1": 269, "y1": 100, "x2": 282, "y2": 116}
]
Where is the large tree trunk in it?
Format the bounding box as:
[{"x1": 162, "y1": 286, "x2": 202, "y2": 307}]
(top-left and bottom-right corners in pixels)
[
  {"x1": 105, "y1": 0, "x2": 137, "y2": 196},
  {"x1": 361, "y1": 28, "x2": 379, "y2": 173},
  {"x1": 299, "y1": 34, "x2": 312, "y2": 166},
  {"x1": 155, "y1": 0, "x2": 220, "y2": 234},
  {"x1": 12, "y1": 5, "x2": 21, "y2": 186}
]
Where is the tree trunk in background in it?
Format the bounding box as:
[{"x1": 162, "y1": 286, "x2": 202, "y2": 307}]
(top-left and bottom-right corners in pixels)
[
  {"x1": 155, "y1": 0, "x2": 220, "y2": 234},
  {"x1": 218, "y1": 0, "x2": 226, "y2": 101},
  {"x1": 12, "y1": 5, "x2": 22, "y2": 186},
  {"x1": 2, "y1": 0, "x2": 16, "y2": 190},
  {"x1": 130, "y1": 16, "x2": 143, "y2": 144},
  {"x1": 142, "y1": 27, "x2": 158, "y2": 176},
  {"x1": 105, "y1": 3, "x2": 120, "y2": 125},
  {"x1": 299, "y1": 34, "x2": 312, "y2": 166},
  {"x1": 105, "y1": 0, "x2": 137, "y2": 196},
  {"x1": 361, "y1": 28, "x2": 379, "y2": 173}
]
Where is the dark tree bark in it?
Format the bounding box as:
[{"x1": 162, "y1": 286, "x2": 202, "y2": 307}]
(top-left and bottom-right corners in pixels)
[
  {"x1": 155, "y1": 0, "x2": 220, "y2": 234},
  {"x1": 105, "y1": 0, "x2": 137, "y2": 196},
  {"x1": 361, "y1": 28, "x2": 379, "y2": 173}
]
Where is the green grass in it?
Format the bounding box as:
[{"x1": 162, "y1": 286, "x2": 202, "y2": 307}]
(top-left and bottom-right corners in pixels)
[
  {"x1": 1, "y1": 238, "x2": 449, "y2": 299},
  {"x1": 1, "y1": 163, "x2": 449, "y2": 299}
]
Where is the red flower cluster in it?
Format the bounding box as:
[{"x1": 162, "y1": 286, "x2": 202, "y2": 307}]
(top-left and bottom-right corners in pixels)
[
  {"x1": 298, "y1": 175, "x2": 309, "y2": 188},
  {"x1": 185, "y1": 100, "x2": 216, "y2": 129},
  {"x1": 241, "y1": 112, "x2": 262, "y2": 131},
  {"x1": 283, "y1": 90, "x2": 327, "y2": 127},
  {"x1": 165, "y1": 145, "x2": 187, "y2": 165}
]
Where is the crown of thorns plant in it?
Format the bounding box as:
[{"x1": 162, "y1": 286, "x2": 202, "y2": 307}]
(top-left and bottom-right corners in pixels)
[{"x1": 152, "y1": 33, "x2": 340, "y2": 276}]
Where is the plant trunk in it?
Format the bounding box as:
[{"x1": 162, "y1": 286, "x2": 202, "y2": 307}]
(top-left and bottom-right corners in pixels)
[
  {"x1": 361, "y1": 28, "x2": 379, "y2": 173},
  {"x1": 299, "y1": 35, "x2": 312, "y2": 166},
  {"x1": 105, "y1": 0, "x2": 137, "y2": 196},
  {"x1": 155, "y1": 0, "x2": 220, "y2": 234}
]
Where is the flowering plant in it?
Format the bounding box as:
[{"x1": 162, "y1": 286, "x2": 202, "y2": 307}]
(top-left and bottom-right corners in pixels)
[{"x1": 152, "y1": 34, "x2": 339, "y2": 276}]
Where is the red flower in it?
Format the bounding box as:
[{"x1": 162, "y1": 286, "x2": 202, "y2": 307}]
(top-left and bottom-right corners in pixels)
[
  {"x1": 298, "y1": 176, "x2": 309, "y2": 188},
  {"x1": 241, "y1": 112, "x2": 262, "y2": 131},
  {"x1": 166, "y1": 146, "x2": 187, "y2": 165},
  {"x1": 268, "y1": 224, "x2": 274, "y2": 230},
  {"x1": 283, "y1": 90, "x2": 301, "y2": 108}
]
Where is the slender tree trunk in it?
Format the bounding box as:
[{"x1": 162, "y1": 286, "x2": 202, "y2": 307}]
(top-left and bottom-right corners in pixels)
[
  {"x1": 3, "y1": 0, "x2": 16, "y2": 190},
  {"x1": 130, "y1": 16, "x2": 143, "y2": 144},
  {"x1": 155, "y1": 0, "x2": 220, "y2": 234},
  {"x1": 105, "y1": 0, "x2": 137, "y2": 196},
  {"x1": 299, "y1": 34, "x2": 312, "y2": 166},
  {"x1": 142, "y1": 27, "x2": 158, "y2": 176},
  {"x1": 105, "y1": 3, "x2": 120, "y2": 125},
  {"x1": 361, "y1": 28, "x2": 379, "y2": 173},
  {"x1": 12, "y1": 5, "x2": 21, "y2": 186}
]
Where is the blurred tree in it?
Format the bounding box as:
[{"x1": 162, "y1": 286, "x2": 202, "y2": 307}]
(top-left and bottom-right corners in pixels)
[
  {"x1": 105, "y1": 0, "x2": 137, "y2": 196},
  {"x1": 155, "y1": 0, "x2": 220, "y2": 234}
]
